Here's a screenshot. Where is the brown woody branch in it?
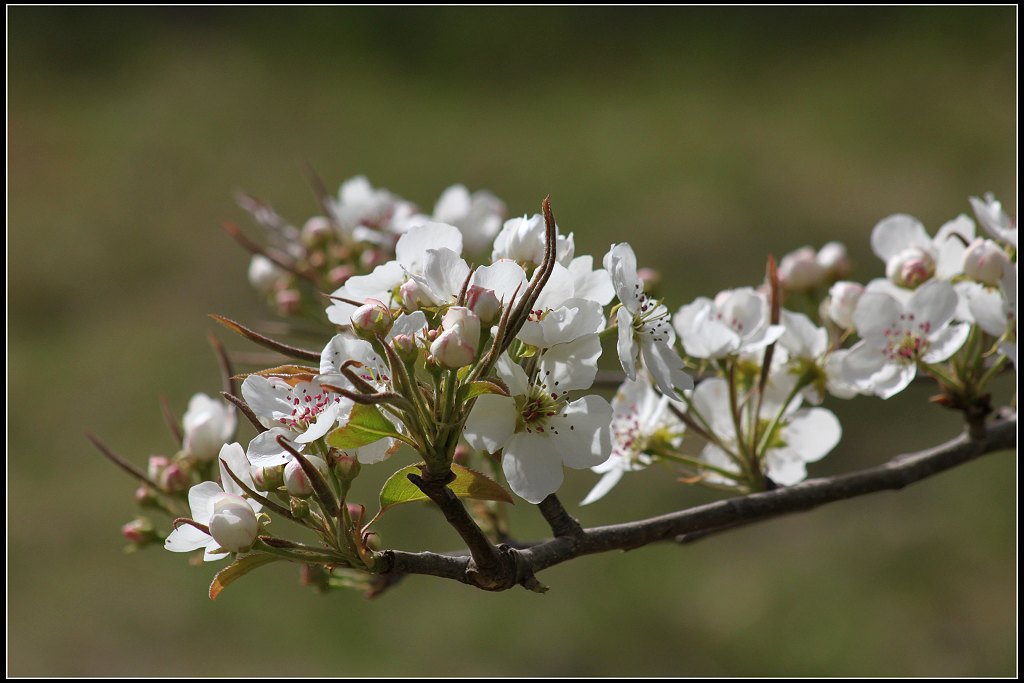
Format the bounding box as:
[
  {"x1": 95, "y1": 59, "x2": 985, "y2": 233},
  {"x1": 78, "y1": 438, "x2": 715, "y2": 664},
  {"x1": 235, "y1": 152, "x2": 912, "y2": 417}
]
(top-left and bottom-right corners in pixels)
[{"x1": 376, "y1": 410, "x2": 1016, "y2": 592}]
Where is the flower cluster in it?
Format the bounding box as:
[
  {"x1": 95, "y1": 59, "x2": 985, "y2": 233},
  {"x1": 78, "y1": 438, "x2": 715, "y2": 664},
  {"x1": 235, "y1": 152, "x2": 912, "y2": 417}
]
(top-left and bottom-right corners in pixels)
[{"x1": 97, "y1": 177, "x2": 1015, "y2": 598}]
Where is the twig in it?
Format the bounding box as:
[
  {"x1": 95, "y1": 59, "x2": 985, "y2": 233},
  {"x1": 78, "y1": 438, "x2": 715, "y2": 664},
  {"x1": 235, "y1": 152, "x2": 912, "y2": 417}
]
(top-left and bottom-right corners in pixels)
[{"x1": 537, "y1": 494, "x2": 584, "y2": 538}]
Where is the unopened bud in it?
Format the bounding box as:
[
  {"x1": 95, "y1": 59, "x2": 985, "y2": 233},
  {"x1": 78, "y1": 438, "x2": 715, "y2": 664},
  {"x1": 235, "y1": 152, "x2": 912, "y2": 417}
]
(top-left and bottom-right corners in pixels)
[
  {"x1": 284, "y1": 455, "x2": 328, "y2": 497},
  {"x1": 275, "y1": 288, "x2": 302, "y2": 316},
  {"x1": 963, "y1": 238, "x2": 1010, "y2": 286},
  {"x1": 251, "y1": 463, "x2": 285, "y2": 491},
  {"x1": 328, "y1": 265, "x2": 355, "y2": 287},
  {"x1": 362, "y1": 531, "x2": 383, "y2": 552},
  {"x1": 147, "y1": 455, "x2": 170, "y2": 481},
  {"x1": 391, "y1": 333, "x2": 419, "y2": 363},
  {"x1": 886, "y1": 248, "x2": 935, "y2": 288},
  {"x1": 453, "y1": 443, "x2": 473, "y2": 465},
  {"x1": 122, "y1": 517, "x2": 158, "y2": 546},
  {"x1": 399, "y1": 279, "x2": 431, "y2": 311},
  {"x1": 351, "y1": 298, "x2": 393, "y2": 338},
  {"x1": 779, "y1": 246, "x2": 827, "y2": 292},
  {"x1": 290, "y1": 497, "x2": 310, "y2": 519},
  {"x1": 135, "y1": 485, "x2": 158, "y2": 508},
  {"x1": 430, "y1": 328, "x2": 477, "y2": 368},
  {"x1": 816, "y1": 241, "x2": 851, "y2": 280},
  {"x1": 248, "y1": 255, "x2": 285, "y2": 295},
  {"x1": 637, "y1": 267, "x2": 662, "y2": 293},
  {"x1": 307, "y1": 250, "x2": 327, "y2": 269},
  {"x1": 334, "y1": 453, "x2": 362, "y2": 481},
  {"x1": 826, "y1": 281, "x2": 864, "y2": 330},
  {"x1": 301, "y1": 216, "x2": 333, "y2": 246},
  {"x1": 160, "y1": 463, "x2": 190, "y2": 493},
  {"x1": 346, "y1": 503, "x2": 366, "y2": 526},
  {"x1": 465, "y1": 286, "x2": 501, "y2": 324},
  {"x1": 208, "y1": 493, "x2": 259, "y2": 553},
  {"x1": 442, "y1": 306, "x2": 481, "y2": 348}
]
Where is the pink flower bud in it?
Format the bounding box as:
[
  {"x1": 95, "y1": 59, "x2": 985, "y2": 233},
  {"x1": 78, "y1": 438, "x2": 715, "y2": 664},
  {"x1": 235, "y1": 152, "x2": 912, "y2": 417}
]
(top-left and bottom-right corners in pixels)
[
  {"x1": 637, "y1": 267, "x2": 662, "y2": 292},
  {"x1": 301, "y1": 216, "x2": 333, "y2": 245},
  {"x1": 122, "y1": 517, "x2": 157, "y2": 545},
  {"x1": 779, "y1": 246, "x2": 827, "y2": 292},
  {"x1": 351, "y1": 298, "x2": 394, "y2": 338},
  {"x1": 963, "y1": 238, "x2": 1010, "y2": 286},
  {"x1": 363, "y1": 531, "x2": 383, "y2": 552},
  {"x1": 361, "y1": 248, "x2": 386, "y2": 270},
  {"x1": 251, "y1": 463, "x2": 285, "y2": 491},
  {"x1": 135, "y1": 485, "x2": 158, "y2": 507},
  {"x1": 465, "y1": 285, "x2": 501, "y2": 324},
  {"x1": 399, "y1": 279, "x2": 431, "y2": 311},
  {"x1": 147, "y1": 455, "x2": 170, "y2": 482},
  {"x1": 346, "y1": 503, "x2": 366, "y2": 526},
  {"x1": 284, "y1": 455, "x2": 328, "y2": 497},
  {"x1": 453, "y1": 443, "x2": 473, "y2": 465},
  {"x1": 275, "y1": 288, "x2": 302, "y2": 316},
  {"x1": 816, "y1": 241, "x2": 851, "y2": 279},
  {"x1": 429, "y1": 328, "x2": 477, "y2": 368},
  {"x1": 886, "y1": 248, "x2": 935, "y2": 288},
  {"x1": 826, "y1": 281, "x2": 865, "y2": 330},
  {"x1": 441, "y1": 306, "x2": 481, "y2": 348},
  {"x1": 208, "y1": 493, "x2": 259, "y2": 553},
  {"x1": 248, "y1": 255, "x2": 285, "y2": 294},
  {"x1": 160, "y1": 463, "x2": 190, "y2": 493},
  {"x1": 391, "y1": 333, "x2": 419, "y2": 363},
  {"x1": 334, "y1": 453, "x2": 361, "y2": 481}
]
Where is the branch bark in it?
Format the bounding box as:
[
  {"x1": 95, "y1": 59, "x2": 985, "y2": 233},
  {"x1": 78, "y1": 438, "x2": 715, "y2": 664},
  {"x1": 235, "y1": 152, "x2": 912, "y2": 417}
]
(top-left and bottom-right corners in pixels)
[{"x1": 376, "y1": 410, "x2": 1016, "y2": 592}]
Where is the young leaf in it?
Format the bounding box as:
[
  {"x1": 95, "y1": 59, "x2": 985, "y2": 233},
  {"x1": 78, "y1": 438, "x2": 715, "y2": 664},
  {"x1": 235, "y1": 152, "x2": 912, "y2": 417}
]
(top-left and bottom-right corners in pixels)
[
  {"x1": 377, "y1": 463, "x2": 513, "y2": 516},
  {"x1": 327, "y1": 404, "x2": 402, "y2": 449},
  {"x1": 209, "y1": 553, "x2": 282, "y2": 600},
  {"x1": 457, "y1": 380, "x2": 509, "y2": 403}
]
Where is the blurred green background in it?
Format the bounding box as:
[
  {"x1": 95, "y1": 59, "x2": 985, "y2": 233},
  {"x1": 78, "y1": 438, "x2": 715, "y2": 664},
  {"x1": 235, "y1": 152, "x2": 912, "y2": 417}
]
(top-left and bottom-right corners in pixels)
[{"x1": 9, "y1": 7, "x2": 1016, "y2": 676}]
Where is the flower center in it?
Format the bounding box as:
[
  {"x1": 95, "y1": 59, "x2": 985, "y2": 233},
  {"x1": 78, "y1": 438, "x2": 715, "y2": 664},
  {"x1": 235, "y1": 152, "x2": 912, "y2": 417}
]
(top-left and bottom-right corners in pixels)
[
  {"x1": 634, "y1": 293, "x2": 672, "y2": 344},
  {"x1": 881, "y1": 313, "x2": 930, "y2": 362},
  {"x1": 280, "y1": 386, "x2": 342, "y2": 430}
]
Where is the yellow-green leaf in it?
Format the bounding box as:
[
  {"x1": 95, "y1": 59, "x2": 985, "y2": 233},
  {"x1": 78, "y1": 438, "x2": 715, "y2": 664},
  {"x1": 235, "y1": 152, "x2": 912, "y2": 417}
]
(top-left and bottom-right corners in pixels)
[
  {"x1": 209, "y1": 553, "x2": 282, "y2": 600},
  {"x1": 327, "y1": 403, "x2": 401, "y2": 449},
  {"x1": 457, "y1": 380, "x2": 509, "y2": 403},
  {"x1": 377, "y1": 463, "x2": 514, "y2": 516}
]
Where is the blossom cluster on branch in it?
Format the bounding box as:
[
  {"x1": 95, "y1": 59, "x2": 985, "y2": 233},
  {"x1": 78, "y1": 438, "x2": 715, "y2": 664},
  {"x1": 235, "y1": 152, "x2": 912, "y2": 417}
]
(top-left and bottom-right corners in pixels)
[{"x1": 98, "y1": 176, "x2": 1016, "y2": 597}]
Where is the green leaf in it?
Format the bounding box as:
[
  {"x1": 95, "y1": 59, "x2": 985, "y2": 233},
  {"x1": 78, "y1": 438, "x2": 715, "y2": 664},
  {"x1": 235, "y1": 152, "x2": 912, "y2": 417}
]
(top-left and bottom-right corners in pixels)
[
  {"x1": 327, "y1": 403, "x2": 402, "y2": 449},
  {"x1": 377, "y1": 463, "x2": 514, "y2": 515},
  {"x1": 457, "y1": 380, "x2": 509, "y2": 403},
  {"x1": 209, "y1": 553, "x2": 282, "y2": 600}
]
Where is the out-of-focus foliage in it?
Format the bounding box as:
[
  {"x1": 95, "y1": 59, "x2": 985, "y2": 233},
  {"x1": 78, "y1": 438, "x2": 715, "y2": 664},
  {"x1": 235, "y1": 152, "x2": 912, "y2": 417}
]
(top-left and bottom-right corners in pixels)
[{"x1": 8, "y1": 7, "x2": 1015, "y2": 676}]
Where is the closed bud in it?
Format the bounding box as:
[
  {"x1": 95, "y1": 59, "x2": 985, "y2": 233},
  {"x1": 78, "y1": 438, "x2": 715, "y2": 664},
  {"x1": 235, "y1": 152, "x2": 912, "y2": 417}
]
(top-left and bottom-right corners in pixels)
[
  {"x1": 251, "y1": 463, "x2": 285, "y2": 491},
  {"x1": 465, "y1": 285, "x2": 501, "y2": 324},
  {"x1": 122, "y1": 517, "x2": 158, "y2": 546},
  {"x1": 333, "y1": 453, "x2": 361, "y2": 481},
  {"x1": 290, "y1": 497, "x2": 311, "y2": 519},
  {"x1": 779, "y1": 246, "x2": 827, "y2": 292},
  {"x1": 147, "y1": 455, "x2": 170, "y2": 481},
  {"x1": 442, "y1": 306, "x2": 481, "y2": 348},
  {"x1": 637, "y1": 267, "x2": 662, "y2": 293},
  {"x1": 453, "y1": 443, "x2": 473, "y2": 465},
  {"x1": 429, "y1": 328, "x2": 477, "y2": 368},
  {"x1": 399, "y1": 279, "x2": 431, "y2": 311},
  {"x1": 963, "y1": 238, "x2": 1010, "y2": 286},
  {"x1": 362, "y1": 531, "x2": 383, "y2": 552},
  {"x1": 208, "y1": 493, "x2": 259, "y2": 553},
  {"x1": 275, "y1": 288, "x2": 302, "y2": 316},
  {"x1": 248, "y1": 255, "x2": 285, "y2": 295},
  {"x1": 347, "y1": 503, "x2": 366, "y2": 526},
  {"x1": 135, "y1": 485, "x2": 158, "y2": 508},
  {"x1": 160, "y1": 463, "x2": 191, "y2": 493},
  {"x1": 391, "y1": 333, "x2": 419, "y2": 364},
  {"x1": 816, "y1": 241, "x2": 851, "y2": 280},
  {"x1": 826, "y1": 281, "x2": 865, "y2": 330},
  {"x1": 351, "y1": 298, "x2": 393, "y2": 339},
  {"x1": 886, "y1": 247, "x2": 935, "y2": 288},
  {"x1": 301, "y1": 216, "x2": 333, "y2": 246},
  {"x1": 284, "y1": 455, "x2": 328, "y2": 497}
]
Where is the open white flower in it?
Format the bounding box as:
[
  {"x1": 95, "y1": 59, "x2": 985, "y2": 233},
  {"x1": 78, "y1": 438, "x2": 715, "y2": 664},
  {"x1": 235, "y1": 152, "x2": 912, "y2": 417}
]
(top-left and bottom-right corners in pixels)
[
  {"x1": 842, "y1": 280, "x2": 970, "y2": 398},
  {"x1": 964, "y1": 262, "x2": 1017, "y2": 368},
  {"x1": 675, "y1": 287, "x2": 785, "y2": 361},
  {"x1": 463, "y1": 340, "x2": 611, "y2": 504},
  {"x1": 969, "y1": 193, "x2": 1017, "y2": 248},
  {"x1": 691, "y1": 377, "x2": 842, "y2": 487},
  {"x1": 777, "y1": 310, "x2": 858, "y2": 402},
  {"x1": 432, "y1": 184, "x2": 506, "y2": 254},
  {"x1": 182, "y1": 393, "x2": 237, "y2": 461},
  {"x1": 165, "y1": 443, "x2": 262, "y2": 560},
  {"x1": 328, "y1": 175, "x2": 417, "y2": 242},
  {"x1": 581, "y1": 372, "x2": 685, "y2": 505},
  {"x1": 870, "y1": 213, "x2": 974, "y2": 288},
  {"x1": 605, "y1": 243, "x2": 692, "y2": 396},
  {"x1": 491, "y1": 214, "x2": 575, "y2": 267}
]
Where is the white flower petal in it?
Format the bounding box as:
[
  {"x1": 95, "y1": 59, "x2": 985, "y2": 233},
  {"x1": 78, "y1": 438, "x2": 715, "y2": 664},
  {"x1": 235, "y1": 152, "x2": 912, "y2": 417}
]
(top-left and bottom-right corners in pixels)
[
  {"x1": 294, "y1": 401, "x2": 343, "y2": 444},
  {"x1": 416, "y1": 247, "x2": 470, "y2": 305},
  {"x1": 353, "y1": 436, "x2": 401, "y2": 465},
  {"x1": 934, "y1": 214, "x2": 975, "y2": 279},
  {"x1": 690, "y1": 377, "x2": 735, "y2": 439},
  {"x1": 908, "y1": 280, "x2": 958, "y2": 329},
  {"x1": 783, "y1": 408, "x2": 841, "y2": 464},
  {"x1": 502, "y1": 432, "x2": 566, "y2": 504},
  {"x1": 187, "y1": 481, "x2": 224, "y2": 525},
  {"x1": 779, "y1": 310, "x2": 828, "y2": 359},
  {"x1": 604, "y1": 242, "x2": 642, "y2": 312},
  {"x1": 533, "y1": 263, "x2": 575, "y2": 312},
  {"x1": 164, "y1": 524, "x2": 212, "y2": 553},
  {"x1": 966, "y1": 286, "x2": 1009, "y2": 337},
  {"x1": 240, "y1": 375, "x2": 293, "y2": 428},
  {"x1": 922, "y1": 322, "x2": 970, "y2": 363},
  {"x1": 871, "y1": 214, "x2": 931, "y2": 262},
  {"x1": 568, "y1": 255, "x2": 615, "y2": 305},
  {"x1": 550, "y1": 395, "x2": 613, "y2": 469},
  {"x1": 640, "y1": 338, "x2": 693, "y2": 394},
  {"x1": 217, "y1": 443, "x2": 256, "y2": 499},
  {"x1": 245, "y1": 428, "x2": 296, "y2": 468},
  {"x1": 470, "y1": 261, "x2": 528, "y2": 307},
  {"x1": 765, "y1": 449, "x2": 808, "y2": 487},
  {"x1": 495, "y1": 353, "x2": 530, "y2": 396},
  {"x1": 325, "y1": 261, "x2": 405, "y2": 325},
  {"x1": 540, "y1": 333, "x2": 602, "y2": 393},
  {"x1": 580, "y1": 468, "x2": 624, "y2": 506},
  {"x1": 388, "y1": 311, "x2": 429, "y2": 341},
  {"x1": 852, "y1": 292, "x2": 902, "y2": 344},
  {"x1": 396, "y1": 222, "x2": 463, "y2": 272},
  {"x1": 616, "y1": 307, "x2": 638, "y2": 380},
  {"x1": 463, "y1": 394, "x2": 516, "y2": 453}
]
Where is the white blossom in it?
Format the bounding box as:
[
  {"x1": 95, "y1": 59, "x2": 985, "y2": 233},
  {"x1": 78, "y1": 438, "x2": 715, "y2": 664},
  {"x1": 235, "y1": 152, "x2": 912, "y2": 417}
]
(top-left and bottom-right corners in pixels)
[
  {"x1": 491, "y1": 214, "x2": 575, "y2": 267},
  {"x1": 969, "y1": 193, "x2": 1017, "y2": 248},
  {"x1": 870, "y1": 213, "x2": 974, "y2": 288},
  {"x1": 182, "y1": 393, "x2": 237, "y2": 461},
  {"x1": 431, "y1": 184, "x2": 506, "y2": 254},
  {"x1": 675, "y1": 287, "x2": 785, "y2": 360}
]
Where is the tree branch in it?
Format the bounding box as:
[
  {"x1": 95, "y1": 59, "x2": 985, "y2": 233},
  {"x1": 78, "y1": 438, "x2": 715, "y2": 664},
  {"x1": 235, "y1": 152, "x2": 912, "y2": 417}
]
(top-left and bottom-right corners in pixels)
[{"x1": 376, "y1": 410, "x2": 1016, "y2": 592}]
